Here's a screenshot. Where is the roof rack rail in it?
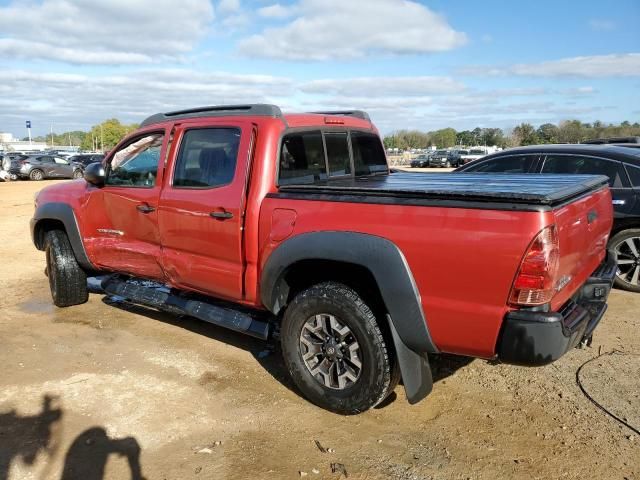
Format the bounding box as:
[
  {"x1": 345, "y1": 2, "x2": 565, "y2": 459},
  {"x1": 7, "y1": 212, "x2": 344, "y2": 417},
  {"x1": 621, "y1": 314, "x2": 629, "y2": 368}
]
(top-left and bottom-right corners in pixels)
[
  {"x1": 310, "y1": 110, "x2": 371, "y2": 122},
  {"x1": 140, "y1": 104, "x2": 283, "y2": 127}
]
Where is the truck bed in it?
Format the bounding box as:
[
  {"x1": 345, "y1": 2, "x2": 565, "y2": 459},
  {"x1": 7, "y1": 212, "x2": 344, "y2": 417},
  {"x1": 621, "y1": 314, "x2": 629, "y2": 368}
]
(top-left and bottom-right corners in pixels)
[{"x1": 276, "y1": 172, "x2": 609, "y2": 208}]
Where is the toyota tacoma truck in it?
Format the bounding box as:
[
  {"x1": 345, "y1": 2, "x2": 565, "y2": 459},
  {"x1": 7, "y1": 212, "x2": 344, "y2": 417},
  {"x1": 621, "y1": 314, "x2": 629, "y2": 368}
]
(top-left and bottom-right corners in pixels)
[{"x1": 31, "y1": 104, "x2": 617, "y2": 414}]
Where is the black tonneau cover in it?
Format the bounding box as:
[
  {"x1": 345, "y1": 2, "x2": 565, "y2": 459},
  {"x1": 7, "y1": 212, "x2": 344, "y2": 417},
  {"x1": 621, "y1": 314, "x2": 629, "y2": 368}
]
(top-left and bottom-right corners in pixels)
[{"x1": 277, "y1": 172, "x2": 609, "y2": 207}]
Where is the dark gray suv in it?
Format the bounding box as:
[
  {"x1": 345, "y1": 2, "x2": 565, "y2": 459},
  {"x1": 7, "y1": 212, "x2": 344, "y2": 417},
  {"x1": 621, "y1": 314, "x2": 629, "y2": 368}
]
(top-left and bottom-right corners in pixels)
[
  {"x1": 456, "y1": 144, "x2": 640, "y2": 292},
  {"x1": 8, "y1": 154, "x2": 84, "y2": 181}
]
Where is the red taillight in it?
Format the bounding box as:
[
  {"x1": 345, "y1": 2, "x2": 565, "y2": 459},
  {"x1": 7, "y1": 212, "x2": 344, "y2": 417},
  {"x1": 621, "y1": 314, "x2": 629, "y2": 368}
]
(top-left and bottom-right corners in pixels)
[{"x1": 509, "y1": 225, "x2": 560, "y2": 306}]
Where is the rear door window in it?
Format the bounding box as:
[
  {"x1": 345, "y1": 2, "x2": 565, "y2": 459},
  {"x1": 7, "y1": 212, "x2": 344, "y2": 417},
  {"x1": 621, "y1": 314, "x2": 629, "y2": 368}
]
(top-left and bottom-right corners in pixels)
[
  {"x1": 463, "y1": 154, "x2": 538, "y2": 173},
  {"x1": 625, "y1": 164, "x2": 640, "y2": 187},
  {"x1": 325, "y1": 132, "x2": 351, "y2": 177},
  {"x1": 173, "y1": 128, "x2": 240, "y2": 188},
  {"x1": 351, "y1": 132, "x2": 388, "y2": 176},
  {"x1": 541, "y1": 155, "x2": 628, "y2": 187},
  {"x1": 279, "y1": 131, "x2": 327, "y2": 185}
]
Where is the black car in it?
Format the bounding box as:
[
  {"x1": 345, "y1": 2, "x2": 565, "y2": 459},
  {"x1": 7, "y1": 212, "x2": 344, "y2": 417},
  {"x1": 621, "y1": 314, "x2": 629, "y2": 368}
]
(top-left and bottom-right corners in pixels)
[
  {"x1": 68, "y1": 154, "x2": 105, "y2": 167},
  {"x1": 410, "y1": 154, "x2": 431, "y2": 168},
  {"x1": 428, "y1": 150, "x2": 452, "y2": 167},
  {"x1": 455, "y1": 144, "x2": 640, "y2": 292}
]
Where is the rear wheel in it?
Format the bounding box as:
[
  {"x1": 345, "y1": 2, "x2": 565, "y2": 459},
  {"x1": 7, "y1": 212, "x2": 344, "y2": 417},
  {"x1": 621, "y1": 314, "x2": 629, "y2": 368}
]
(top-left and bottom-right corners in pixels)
[
  {"x1": 281, "y1": 282, "x2": 398, "y2": 414},
  {"x1": 30, "y1": 169, "x2": 44, "y2": 181},
  {"x1": 45, "y1": 230, "x2": 88, "y2": 306},
  {"x1": 610, "y1": 229, "x2": 640, "y2": 293}
]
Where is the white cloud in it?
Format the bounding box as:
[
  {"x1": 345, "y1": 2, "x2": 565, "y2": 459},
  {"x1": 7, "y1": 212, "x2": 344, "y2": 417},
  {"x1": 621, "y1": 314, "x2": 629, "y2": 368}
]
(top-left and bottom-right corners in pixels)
[
  {"x1": 460, "y1": 53, "x2": 640, "y2": 77},
  {"x1": 238, "y1": 0, "x2": 467, "y2": 60},
  {"x1": 0, "y1": 69, "x2": 293, "y2": 134},
  {"x1": 257, "y1": 3, "x2": 293, "y2": 18},
  {"x1": 0, "y1": 0, "x2": 214, "y2": 65},
  {"x1": 300, "y1": 76, "x2": 466, "y2": 96},
  {"x1": 589, "y1": 19, "x2": 615, "y2": 31},
  {"x1": 218, "y1": 0, "x2": 241, "y2": 14}
]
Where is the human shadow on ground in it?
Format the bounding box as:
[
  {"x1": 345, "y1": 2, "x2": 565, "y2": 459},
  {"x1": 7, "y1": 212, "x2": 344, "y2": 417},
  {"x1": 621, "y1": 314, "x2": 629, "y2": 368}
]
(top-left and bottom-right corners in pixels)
[
  {"x1": 101, "y1": 296, "x2": 476, "y2": 410},
  {"x1": 60, "y1": 427, "x2": 145, "y2": 480},
  {"x1": 0, "y1": 395, "x2": 62, "y2": 480},
  {"x1": 0, "y1": 394, "x2": 145, "y2": 480}
]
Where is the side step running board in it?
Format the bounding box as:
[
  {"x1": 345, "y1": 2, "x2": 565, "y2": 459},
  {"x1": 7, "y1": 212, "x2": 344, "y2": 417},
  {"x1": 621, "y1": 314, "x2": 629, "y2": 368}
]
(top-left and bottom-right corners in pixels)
[{"x1": 100, "y1": 276, "x2": 270, "y2": 340}]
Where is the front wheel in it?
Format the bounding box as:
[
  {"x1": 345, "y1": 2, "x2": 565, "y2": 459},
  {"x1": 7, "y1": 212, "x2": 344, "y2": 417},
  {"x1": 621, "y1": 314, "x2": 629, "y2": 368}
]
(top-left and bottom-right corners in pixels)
[
  {"x1": 30, "y1": 169, "x2": 44, "y2": 181},
  {"x1": 610, "y1": 229, "x2": 640, "y2": 293},
  {"x1": 281, "y1": 282, "x2": 398, "y2": 414},
  {"x1": 72, "y1": 169, "x2": 84, "y2": 179},
  {"x1": 45, "y1": 230, "x2": 89, "y2": 306}
]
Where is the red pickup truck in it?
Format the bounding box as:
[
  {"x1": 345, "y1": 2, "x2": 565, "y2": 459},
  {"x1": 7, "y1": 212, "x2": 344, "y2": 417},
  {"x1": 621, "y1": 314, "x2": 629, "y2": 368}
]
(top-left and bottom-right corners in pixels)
[{"x1": 31, "y1": 105, "x2": 617, "y2": 413}]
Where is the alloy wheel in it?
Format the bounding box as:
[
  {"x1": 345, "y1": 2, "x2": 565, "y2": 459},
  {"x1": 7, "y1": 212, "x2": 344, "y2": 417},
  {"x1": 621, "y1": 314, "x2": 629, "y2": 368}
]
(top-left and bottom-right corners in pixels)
[
  {"x1": 615, "y1": 236, "x2": 640, "y2": 288},
  {"x1": 299, "y1": 313, "x2": 362, "y2": 390}
]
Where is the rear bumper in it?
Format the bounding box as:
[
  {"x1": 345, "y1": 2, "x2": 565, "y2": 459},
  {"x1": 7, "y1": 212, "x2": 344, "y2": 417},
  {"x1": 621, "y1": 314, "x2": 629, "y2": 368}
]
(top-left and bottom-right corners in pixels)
[{"x1": 497, "y1": 250, "x2": 617, "y2": 366}]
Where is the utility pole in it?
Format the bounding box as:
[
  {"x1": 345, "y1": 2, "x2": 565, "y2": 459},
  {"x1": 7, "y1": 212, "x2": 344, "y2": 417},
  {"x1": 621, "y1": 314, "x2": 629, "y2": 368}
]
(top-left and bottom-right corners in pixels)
[
  {"x1": 50, "y1": 124, "x2": 54, "y2": 148},
  {"x1": 100, "y1": 124, "x2": 104, "y2": 152}
]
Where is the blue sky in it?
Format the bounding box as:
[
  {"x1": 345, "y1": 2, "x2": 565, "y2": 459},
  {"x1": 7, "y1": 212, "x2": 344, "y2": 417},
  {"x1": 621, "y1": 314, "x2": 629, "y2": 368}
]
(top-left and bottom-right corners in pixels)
[{"x1": 0, "y1": 0, "x2": 638, "y2": 137}]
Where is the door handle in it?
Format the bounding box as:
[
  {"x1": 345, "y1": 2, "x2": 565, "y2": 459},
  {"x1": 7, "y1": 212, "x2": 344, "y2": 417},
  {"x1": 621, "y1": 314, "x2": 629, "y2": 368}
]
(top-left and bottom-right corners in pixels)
[
  {"x1": 136, "y1": 203, "x2": 156, "y2": 213},
  {"x1": 210, "y1": 210, "x2": 233, "y2": 220}
]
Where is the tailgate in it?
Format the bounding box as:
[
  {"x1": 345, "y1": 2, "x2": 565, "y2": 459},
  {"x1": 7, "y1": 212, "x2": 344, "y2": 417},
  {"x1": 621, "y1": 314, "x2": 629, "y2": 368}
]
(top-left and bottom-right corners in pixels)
[{"x1": 550, "y1": 185, "x2": 613, "y2": 310}]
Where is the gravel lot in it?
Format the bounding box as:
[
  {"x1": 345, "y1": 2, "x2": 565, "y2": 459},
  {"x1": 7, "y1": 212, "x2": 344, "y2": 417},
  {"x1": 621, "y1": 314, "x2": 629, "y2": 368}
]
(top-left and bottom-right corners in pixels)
[{"x1": 1, "y1": 179, "x2": 638, "y2": 480}]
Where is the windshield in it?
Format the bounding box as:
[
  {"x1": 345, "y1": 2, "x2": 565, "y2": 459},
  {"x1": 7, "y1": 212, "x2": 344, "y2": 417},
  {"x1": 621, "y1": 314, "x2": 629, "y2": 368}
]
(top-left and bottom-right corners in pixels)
[
  {"x1": 469, "y1": 149, "x2": 485, "y2": 155},
  {"x1": 435, "y1": 150, "x2": 448, "y2": 155}
]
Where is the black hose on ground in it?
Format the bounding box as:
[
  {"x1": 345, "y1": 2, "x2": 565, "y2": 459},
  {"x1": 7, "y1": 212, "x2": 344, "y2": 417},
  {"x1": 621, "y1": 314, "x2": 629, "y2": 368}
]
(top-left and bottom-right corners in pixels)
[{"x1": 575, "y1": 349, "x2": 640, "y2": 436}]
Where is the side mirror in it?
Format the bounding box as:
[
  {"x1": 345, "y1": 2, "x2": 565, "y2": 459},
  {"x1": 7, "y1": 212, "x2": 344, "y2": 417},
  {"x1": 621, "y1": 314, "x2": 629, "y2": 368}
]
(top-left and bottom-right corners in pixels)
[{"x1": 84, "y1": 162, "x2": 105, "y2": 187}]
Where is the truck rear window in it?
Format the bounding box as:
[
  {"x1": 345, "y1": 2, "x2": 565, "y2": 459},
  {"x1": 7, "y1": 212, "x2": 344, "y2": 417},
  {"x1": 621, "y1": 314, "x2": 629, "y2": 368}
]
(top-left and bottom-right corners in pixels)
[
  {"x1": 280, "y1": 131, "x2": 328, "y2": 185},
  {"x1": 278, "y1": 130, "x2": 387, "y2": 185}
]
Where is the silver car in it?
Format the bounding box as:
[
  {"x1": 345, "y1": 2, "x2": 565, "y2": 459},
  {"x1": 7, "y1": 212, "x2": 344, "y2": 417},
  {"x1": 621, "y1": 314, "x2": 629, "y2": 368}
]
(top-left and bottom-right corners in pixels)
[{"x1": 8, "y1": 154, "x2": 84, "y2": 181}]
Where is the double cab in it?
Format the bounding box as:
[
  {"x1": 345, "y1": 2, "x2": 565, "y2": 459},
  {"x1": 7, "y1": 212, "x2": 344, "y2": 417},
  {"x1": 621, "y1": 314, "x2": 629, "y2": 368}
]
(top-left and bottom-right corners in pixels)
[{"x1": 32, "y1": 104, "x2": 616, "y2": 413}]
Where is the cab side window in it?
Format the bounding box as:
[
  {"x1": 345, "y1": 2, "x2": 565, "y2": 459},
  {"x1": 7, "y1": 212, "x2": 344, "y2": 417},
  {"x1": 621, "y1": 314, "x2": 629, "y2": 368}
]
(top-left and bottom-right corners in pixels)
[
  {"x1": 106, "y1": 133, "x2": 164, "y2": 187},
  {"x1": 541, "y1": 155, "x2": 627, "y2": 187},
  {"x1": 173, "y1": 128, "x2": 240, "y2": 188},
  {"x1": 352, "y1": 132, "x2": 388, "y2": 176}
]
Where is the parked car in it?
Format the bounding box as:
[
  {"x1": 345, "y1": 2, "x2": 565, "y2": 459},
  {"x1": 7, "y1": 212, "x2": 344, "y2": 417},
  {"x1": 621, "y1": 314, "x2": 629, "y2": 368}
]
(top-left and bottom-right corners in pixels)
[
  {"x1": 460, "y1": 148, "x2": 488, "y2": 165},
  {"x1": 32, "y1": 104, "x2": 615, "y2": 413},
  {"x1": 428, "y1": 149, "x2": 452, "y2": 167},
  {"x1": 456, "y1": 144, "x2": 640, "y2": 292},
  {"x1": 410, "y1": 154, "x2": 431, "y2": 168},
  {"x1": 583, "y1": 136, "x2": 640, "y2": 145},
  {"x1": 68, "y1": 154, "x2": 105, "y2": 167},
  {"x1": 1, "y1": 153, "x2": 28, "y2": 181},
  {"x1": 8, "y1": 154, "x2": 84, "y2": 180},
  {"x1": 447, "y1": 149, "x2": 468, "y2": 167}
]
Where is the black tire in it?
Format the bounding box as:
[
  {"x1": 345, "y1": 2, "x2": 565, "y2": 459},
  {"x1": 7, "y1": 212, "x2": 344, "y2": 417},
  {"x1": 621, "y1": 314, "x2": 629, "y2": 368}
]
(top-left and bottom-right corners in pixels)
[
  {"x1": 29, "y1": 169, "x2": 44, "y2": 181},
  {"x1": 45, "y1": 230, "x2": 88, "y2": 307},
  {"x1": 445, "y1": 160, "x2": 451, "y2": 168},
  {"x1": 72, "y1": 169, "x2": 83, "y2": 179},
  {"x1": 609, "y1": 229, "x2": 640, "y2": 293},
  {"x1": 281, "y1": 282, "x2": 398, "y2": 414}
]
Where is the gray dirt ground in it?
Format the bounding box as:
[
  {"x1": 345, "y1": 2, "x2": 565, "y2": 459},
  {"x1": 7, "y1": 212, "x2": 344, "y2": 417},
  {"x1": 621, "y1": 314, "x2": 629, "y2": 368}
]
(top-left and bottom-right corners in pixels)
[{"x1": 1, "y1": 179, "x2": 638, "y2": 480}]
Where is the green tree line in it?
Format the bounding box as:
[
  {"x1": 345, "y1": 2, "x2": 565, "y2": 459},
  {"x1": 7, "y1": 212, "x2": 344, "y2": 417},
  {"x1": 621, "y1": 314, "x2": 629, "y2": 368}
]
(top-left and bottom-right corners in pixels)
[
  {"x1": 22, "y1": 119, "x2": 139, "y2": 151},
  {"x1": 384, "y1": 120, "x2": 640, "y2": 150}
]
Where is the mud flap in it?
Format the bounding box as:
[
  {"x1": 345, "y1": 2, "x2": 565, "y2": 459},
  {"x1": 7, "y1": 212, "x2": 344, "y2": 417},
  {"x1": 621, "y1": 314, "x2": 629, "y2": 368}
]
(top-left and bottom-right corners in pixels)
[{"x1": 387, "y1": 315, "x2": 433, "y2": 404}]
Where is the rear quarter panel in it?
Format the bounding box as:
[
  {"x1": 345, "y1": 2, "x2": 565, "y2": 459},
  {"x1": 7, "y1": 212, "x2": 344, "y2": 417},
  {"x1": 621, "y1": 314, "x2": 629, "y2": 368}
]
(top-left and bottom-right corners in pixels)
[{"x1": 258, "y1": 198, "x2": 551, "y2": 358}]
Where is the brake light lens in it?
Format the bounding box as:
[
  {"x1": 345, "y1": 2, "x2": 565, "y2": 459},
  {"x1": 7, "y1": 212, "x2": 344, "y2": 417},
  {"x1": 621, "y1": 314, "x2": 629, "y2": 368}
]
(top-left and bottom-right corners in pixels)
[{"x1": 509, "y1": 225, "x2": 560, "y2": 306}]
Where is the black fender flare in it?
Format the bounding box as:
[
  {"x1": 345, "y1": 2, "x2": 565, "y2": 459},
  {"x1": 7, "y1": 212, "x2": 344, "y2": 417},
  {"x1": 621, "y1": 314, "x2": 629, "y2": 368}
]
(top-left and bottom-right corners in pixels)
[
  {"x1": 260, "y1": 231, "x2": 437, "y2": 403},
  {"x1": 31, "y1": 202, "x2": 95, "y2": 271}
]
